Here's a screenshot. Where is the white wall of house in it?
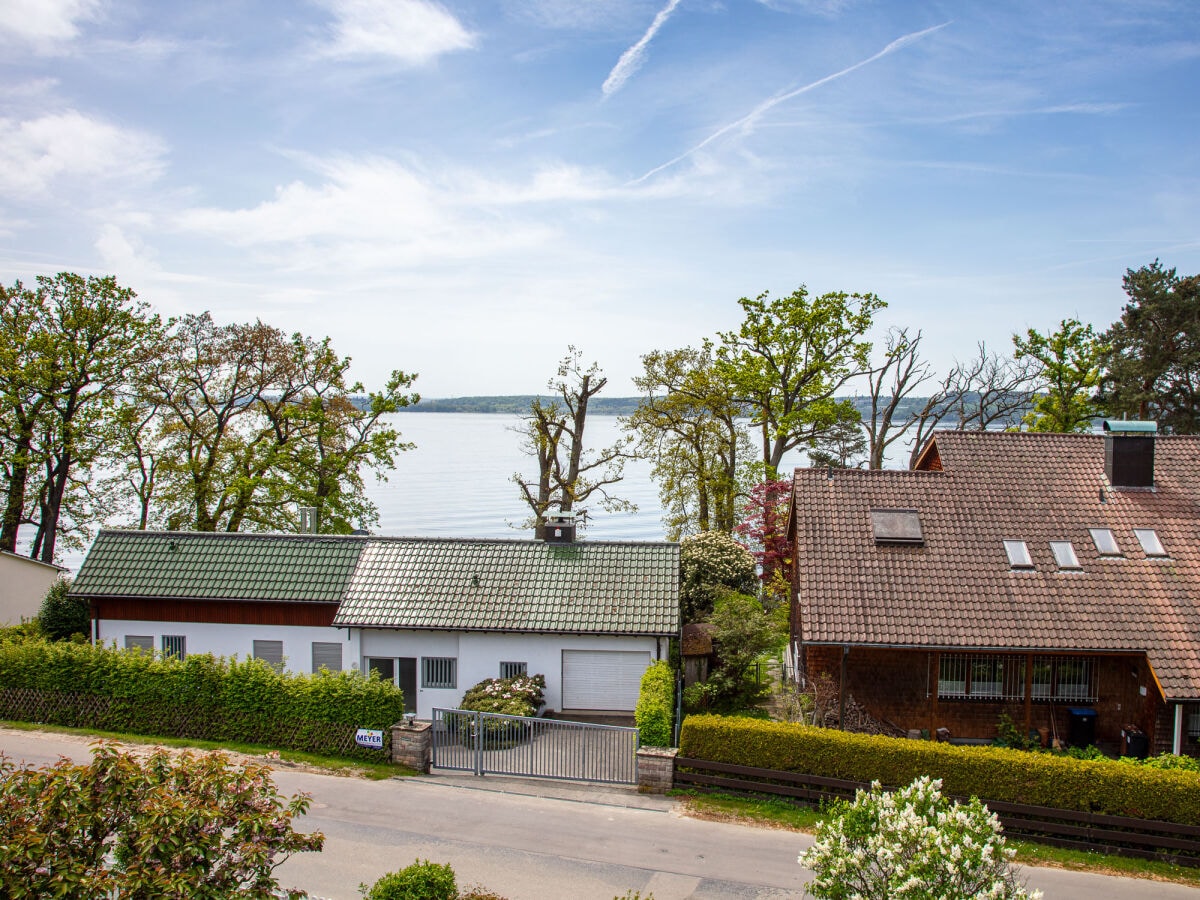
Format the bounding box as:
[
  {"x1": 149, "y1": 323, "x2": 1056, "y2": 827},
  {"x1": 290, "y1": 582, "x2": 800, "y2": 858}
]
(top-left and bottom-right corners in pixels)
[
  {"x1": 356, "y1": 628, "x2": 667, "y2": 719},
  {"x1": 0, "y1": 552, "x2": 63, "y2": 624},
  {"x1": 96, "y1": 619, "x2": 360, "y2": 674}
]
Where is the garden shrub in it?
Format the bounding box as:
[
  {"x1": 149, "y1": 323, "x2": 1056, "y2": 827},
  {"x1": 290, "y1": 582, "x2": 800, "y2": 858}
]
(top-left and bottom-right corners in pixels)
[
  {"x1": 680, "y1": 715, "x2": 1200, "y2": 824},
  {"x1": 799, "y1": 776, "x2": 1039, "y2": 899},
  {"x1": 0, "y1": 638, "x2": 405, "y2": 760},
  {"x1": 635, "y1": 660, "x2": 675, "y2": 747},
  {"x1": 0, "y1": 743, "x2": 322, "y2": 899},
  {"x1": 458, "y1": 674, "x2": 545, "y2": 717},
  {"x1": 36, "y1": 579, "x2": 88, "y2": 641},
  {"x1": 360, "y1": 860, "x2": 457, "y2": 900}
]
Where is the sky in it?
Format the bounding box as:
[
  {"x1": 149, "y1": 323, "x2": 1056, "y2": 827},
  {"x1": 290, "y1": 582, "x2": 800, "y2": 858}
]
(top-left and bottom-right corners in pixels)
[{"x1": 2, "y1": 0, "x2": 1198, "y2": 398}]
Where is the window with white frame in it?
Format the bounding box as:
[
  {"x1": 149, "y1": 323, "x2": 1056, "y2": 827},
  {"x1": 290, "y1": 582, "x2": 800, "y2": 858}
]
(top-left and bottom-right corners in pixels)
[
  {"x1": 161, "y1": 635, "x2": 186, "y2": 660},
  {"x1": 500, "y1": 661, "x2": 527, "y2": 679},
  {"x1": 1089, "y1": 528, "x2": 1122, "y2": 557},
  {"x1": 422, "y1": 657, "x2": 457, "y2": 689},
  {"x1": 1133, "y1": 528, "x2": 1167, "y2": 557},
  {"x1": 1049, "y1": 541, "x2": 1081, "y2": 570},
  {"x1": 1003, "y1": 540, "x2": 1034, "y2": 569},
  {"x1": 124, "y1": 635, "x2": 153, "y2": 652},
  {"x1": 253, "y1": 640, "x2": 284, "y2": 671}
]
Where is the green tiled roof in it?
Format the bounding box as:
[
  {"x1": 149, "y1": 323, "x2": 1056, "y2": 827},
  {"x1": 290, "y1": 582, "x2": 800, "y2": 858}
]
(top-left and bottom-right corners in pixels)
[
  {"x1": 333, "y1": 538, "x2": 680, "y2": 635},
  {"x1": 71, "y1": 530, "x2": 366, "y2": 602}
]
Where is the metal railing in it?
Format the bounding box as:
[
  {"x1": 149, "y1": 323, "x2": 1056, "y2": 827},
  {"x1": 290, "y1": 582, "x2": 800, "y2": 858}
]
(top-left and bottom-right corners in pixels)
[{"x1": 431, "y1": 708, "x2": 639, "y2": 785}]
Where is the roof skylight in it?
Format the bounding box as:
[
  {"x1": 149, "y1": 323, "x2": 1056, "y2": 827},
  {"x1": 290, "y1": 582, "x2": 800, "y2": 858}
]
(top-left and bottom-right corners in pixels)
[
  {"x1": 1003, "y1": 540, "x2": 1034, "y2": 569},
  {"x1": 871, "y1": 509, "x2": 924, "y2": 544},
  {"x1": 1133, "y1": 528, "x2": 1167, "y2": 557},
  {"x1": 1088, "y1": 528, "x2": 1122, "y2": 557},
  {"x1": 1049, "y1": 541, "x2": 1082, "y2": 571}
]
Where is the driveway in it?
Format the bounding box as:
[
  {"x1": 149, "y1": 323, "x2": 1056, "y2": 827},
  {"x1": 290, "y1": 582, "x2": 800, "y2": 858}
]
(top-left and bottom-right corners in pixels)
[{"x1": 3, "y1": 728, "x2": 1199, "y2": 899}]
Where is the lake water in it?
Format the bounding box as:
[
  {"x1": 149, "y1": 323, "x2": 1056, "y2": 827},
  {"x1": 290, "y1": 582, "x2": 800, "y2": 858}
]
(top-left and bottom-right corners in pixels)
[
  {"x1": 50, "y1": 412, "x2": 842, "y2": 573},
  {"x1": 374, "y1": 414, "x2": 668, "y2": 542}
]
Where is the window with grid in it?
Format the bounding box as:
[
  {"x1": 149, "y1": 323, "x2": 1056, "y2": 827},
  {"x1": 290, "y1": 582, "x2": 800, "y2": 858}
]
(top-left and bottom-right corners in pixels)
[
  {"x1": 253, "y1": 640, "x2": 284, "y2": 671},
  {"x1": 422, "y1": 657, "x2": 457, "y2": 689},
  {"x1": 500, "y1": 661, "x2": 527, "y2": 679},
  {"x1": 124, "y1": 635, "x2": 153, "y2": 653},
  {"x1": 161, "y1": 635, "x2": 186, "y2": 660},
  {"x1": 938, "y1": 654, "x2": 1025, "y2": 700},
  {"x1": 1031, "y1": 655, "x2": 1097, "y2": 702},
  {"x1": 1188, "y1": 705, "x2": 1200, "y2": 738}
]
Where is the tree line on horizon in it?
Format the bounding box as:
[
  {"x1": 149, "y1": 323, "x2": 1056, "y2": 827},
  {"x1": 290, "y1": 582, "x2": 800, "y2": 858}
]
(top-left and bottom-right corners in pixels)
[{"x1": 1, "y1": 261, "x2": 1195, "y2": 564}]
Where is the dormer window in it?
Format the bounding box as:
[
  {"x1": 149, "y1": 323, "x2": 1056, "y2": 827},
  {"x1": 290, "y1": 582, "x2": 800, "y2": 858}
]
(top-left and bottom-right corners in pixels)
[
  {"x1": 1003, "y1": 540, "x2": 1034, "y2": 569},
  {"x1": 1049, "y1": 541, "x2": 1081, "y2": 571},
  {"x1": 1089, "y1": 528, "x2": 1122, "y2": 557},
  {"x1": 1134, "y1": 528, "x2": 1167, "y2": 557}
]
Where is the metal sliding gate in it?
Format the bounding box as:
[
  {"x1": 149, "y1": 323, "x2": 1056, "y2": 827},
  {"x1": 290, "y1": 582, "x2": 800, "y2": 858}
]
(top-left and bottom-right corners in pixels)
[{"x1": 431, "y1": 708, "x2": 639, "y2": 785}]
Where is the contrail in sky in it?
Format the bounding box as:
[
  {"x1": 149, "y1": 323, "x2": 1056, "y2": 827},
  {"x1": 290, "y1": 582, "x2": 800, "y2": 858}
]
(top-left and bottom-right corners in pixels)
[
  {"x1": 603, "y1": 0, "x2": 683, "y2": 97},
  {"x1": 631, "y1": 21, "x2": 950, "y2": 184}
]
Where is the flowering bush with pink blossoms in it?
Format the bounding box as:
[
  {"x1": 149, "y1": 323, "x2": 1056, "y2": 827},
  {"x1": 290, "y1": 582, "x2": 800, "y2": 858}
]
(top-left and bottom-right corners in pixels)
[{"x1": 458, "y1": 674, "x2": 546, "y2": 718}]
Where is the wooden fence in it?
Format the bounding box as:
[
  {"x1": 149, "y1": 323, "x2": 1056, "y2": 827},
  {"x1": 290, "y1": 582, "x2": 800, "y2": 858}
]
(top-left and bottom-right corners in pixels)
[{"x1": 675, "y1": 756, "x2": 1200, "y2": 866}]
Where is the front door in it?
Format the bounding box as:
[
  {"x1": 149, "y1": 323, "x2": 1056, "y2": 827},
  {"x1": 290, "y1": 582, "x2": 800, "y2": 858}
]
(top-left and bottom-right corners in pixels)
[
  {"x1": 398, "y1": 657, "x2": 417, "y2": 714},
  {"x1": 366, "y1": 656, "x2": 418, "y2": 714}
]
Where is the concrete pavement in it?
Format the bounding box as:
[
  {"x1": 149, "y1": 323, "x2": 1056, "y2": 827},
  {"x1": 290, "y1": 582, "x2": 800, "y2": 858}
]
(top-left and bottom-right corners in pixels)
[{"x1": 3, "y1": 727, "x2": 1199, "y2": 899}]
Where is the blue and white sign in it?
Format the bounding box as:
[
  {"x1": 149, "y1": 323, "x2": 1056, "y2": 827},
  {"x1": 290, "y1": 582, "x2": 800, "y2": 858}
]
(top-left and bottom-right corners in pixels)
[{"x1": 355, "y1": 728, "x2": 384, "y2": 750}]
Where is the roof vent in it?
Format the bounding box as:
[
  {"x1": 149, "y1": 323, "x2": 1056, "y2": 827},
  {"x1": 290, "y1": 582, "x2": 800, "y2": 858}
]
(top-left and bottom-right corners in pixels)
[
  {"x1": 544, "y1": 510, "x2": 577, "y2": 544},
  {"x1": 1102, "y1": 420, "x2": 1156, "y2": 490}
]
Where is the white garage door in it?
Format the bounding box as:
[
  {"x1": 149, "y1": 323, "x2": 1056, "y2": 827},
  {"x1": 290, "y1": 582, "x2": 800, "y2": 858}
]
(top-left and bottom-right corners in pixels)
[{"x1": 562, "y1": 650, "x2": 652, "y2": 711}]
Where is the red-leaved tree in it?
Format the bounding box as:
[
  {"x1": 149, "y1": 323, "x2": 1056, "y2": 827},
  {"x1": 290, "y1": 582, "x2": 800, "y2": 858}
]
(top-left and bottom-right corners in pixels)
[{"x1": 734, "y1": 479, "x2": 793, "y2": 604}]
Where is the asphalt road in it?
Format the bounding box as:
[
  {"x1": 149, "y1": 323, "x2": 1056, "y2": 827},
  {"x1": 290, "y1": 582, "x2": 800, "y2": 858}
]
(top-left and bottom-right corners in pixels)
[{"x1": 4, "y1": 728, "x2": 1200, "y2": 899}]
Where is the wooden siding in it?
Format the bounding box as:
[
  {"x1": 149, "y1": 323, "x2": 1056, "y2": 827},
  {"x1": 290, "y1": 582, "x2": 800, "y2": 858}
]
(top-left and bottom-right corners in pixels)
[
  {"x1": 803, "y1": 645, "x2": 1159, "y2": 750},
  {"x1": 93, "y1": 597, "x2": 338, "y2": 628}
]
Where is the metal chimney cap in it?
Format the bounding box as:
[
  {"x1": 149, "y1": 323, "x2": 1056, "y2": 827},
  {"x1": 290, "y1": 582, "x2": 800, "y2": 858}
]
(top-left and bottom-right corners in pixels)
[{"x1": 1103, "y1": 420, "x2": 1157, "y2": 434}]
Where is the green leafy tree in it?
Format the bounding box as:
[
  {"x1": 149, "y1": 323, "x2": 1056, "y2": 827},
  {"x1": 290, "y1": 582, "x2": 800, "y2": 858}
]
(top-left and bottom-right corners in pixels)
[
  {"x1": 799, "y1": 776, "x2": 1039, "y2": 899},
  {"x1": 626, "y1": 344, "x2": 750, "y2": 539},
  {"x1": 716, "y1": 286, "x2": 883, "y2": 475},
  {"x1": 0, "y1": 274, "x2": 162, "y2": 560},
  {"x1": 806, "y1": 402, "x2": 866, "y2": 468},
  {"x1": 36, "y1": 578, "x2": 87, "y2": 641},
  {"x1": 0, "y1": 743, "x2": 323, "y2": 899},
  {"x1": 679, "y1": 530, "x2": 756, "y2": 623},
  {"x1": 704, "y1": 592, "x2": 782, "y2": 712},
  {"x1": 1098, "y1": 261, "x2": 1200, "y2": 432},
  {"x1": 513, "y1": 347, "x2": 633, "y2": 538},
  {"x1": 139, "y1": 314, "x2": 415, "y2": 533},
  {"x1": 1013, "y1": 318, "x2": 1104, "y2": 432}
]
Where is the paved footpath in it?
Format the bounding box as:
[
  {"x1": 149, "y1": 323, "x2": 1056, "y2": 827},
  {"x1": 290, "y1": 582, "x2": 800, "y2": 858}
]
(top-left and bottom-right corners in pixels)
[{"x1": 3, "y1": 727, "x2": 1199, "y2": 899}]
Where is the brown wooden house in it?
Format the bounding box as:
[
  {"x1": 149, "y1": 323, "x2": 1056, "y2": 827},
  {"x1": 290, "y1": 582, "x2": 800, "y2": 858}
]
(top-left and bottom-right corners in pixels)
[{"x1": 787, "y1": 423, "x2": 1200, "y2": 756}]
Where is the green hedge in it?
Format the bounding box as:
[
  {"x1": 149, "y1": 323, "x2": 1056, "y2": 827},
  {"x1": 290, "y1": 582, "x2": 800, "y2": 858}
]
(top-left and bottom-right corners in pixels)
[
  {"x1": 0, "y1": 639, "x2": 406, "y2": 761},
  {"x1": 635, "y1": 661, "x2": 675, "y2": 748},
  {"x1": 679, "y1": 715, "x2": 1200, "y2": 825}
]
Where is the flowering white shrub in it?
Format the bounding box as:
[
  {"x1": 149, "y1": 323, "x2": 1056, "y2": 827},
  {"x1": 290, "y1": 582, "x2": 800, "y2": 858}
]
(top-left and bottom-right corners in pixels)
[
  {"x1": 799, "y1": 776, "x2": 1040, "y2": 900},
  {"x1": 679, "y1": 530, "x2": 756, "y2": 621}
]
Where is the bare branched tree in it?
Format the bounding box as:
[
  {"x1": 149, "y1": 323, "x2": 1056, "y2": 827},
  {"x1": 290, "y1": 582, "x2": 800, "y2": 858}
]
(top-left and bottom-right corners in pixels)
[
  {"x1": 513, "y1": 347, "x2": 635, "y2": 538},
  {"x1": 865, "y1": 327, "x2": 935, "y2": 469}
]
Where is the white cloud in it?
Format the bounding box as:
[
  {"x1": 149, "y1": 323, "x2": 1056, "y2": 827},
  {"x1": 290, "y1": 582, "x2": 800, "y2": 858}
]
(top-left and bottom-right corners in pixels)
[
  {"x1": 315, "y1": 0, "x2": 475, "y2": 64},
  {"x1": 602, "y1": 0, "x2": 682, "y2": 97},
  {"x1": 0, "y1": 0, "x2": 101, "y2": 47},
  {"x1": 0, "y1": 110, "x2": 167, "y2": 197}
]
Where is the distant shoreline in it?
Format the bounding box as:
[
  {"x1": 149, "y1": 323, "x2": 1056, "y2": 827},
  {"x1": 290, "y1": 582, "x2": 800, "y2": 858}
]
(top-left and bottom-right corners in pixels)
[{"x1": 390, "y1": 395, "x2": 940, "y2": 418}]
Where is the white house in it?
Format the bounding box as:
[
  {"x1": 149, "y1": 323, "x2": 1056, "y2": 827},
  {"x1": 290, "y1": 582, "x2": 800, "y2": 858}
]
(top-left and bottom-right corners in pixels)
[
  {"x1": 70, "y1": 529, "x2": 680, "y2": 720},
  {"x1": 0, "y1": 550, "x2": 65, "y2": 624}
]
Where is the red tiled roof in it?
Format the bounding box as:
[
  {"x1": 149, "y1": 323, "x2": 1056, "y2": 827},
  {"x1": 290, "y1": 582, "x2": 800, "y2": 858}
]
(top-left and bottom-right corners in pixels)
[{"x1": 790, "y1": 431, "x2": 1200, "y2": 700}]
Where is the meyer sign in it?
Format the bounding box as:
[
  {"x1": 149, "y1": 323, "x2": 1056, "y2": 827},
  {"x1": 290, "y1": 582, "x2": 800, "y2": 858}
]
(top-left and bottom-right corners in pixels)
[{"x1": 354, "y1": 728, "x2": 384, "y2": 750}]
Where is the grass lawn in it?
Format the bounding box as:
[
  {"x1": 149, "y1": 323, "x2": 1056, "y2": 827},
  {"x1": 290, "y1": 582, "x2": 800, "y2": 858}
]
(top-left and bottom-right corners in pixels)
[
  {"x1": 672, "y1": 787, "x2": 1200, "y2": 889},
  {"x1": 0, "y1": 719, "x2": 419, "y2": 780}
]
